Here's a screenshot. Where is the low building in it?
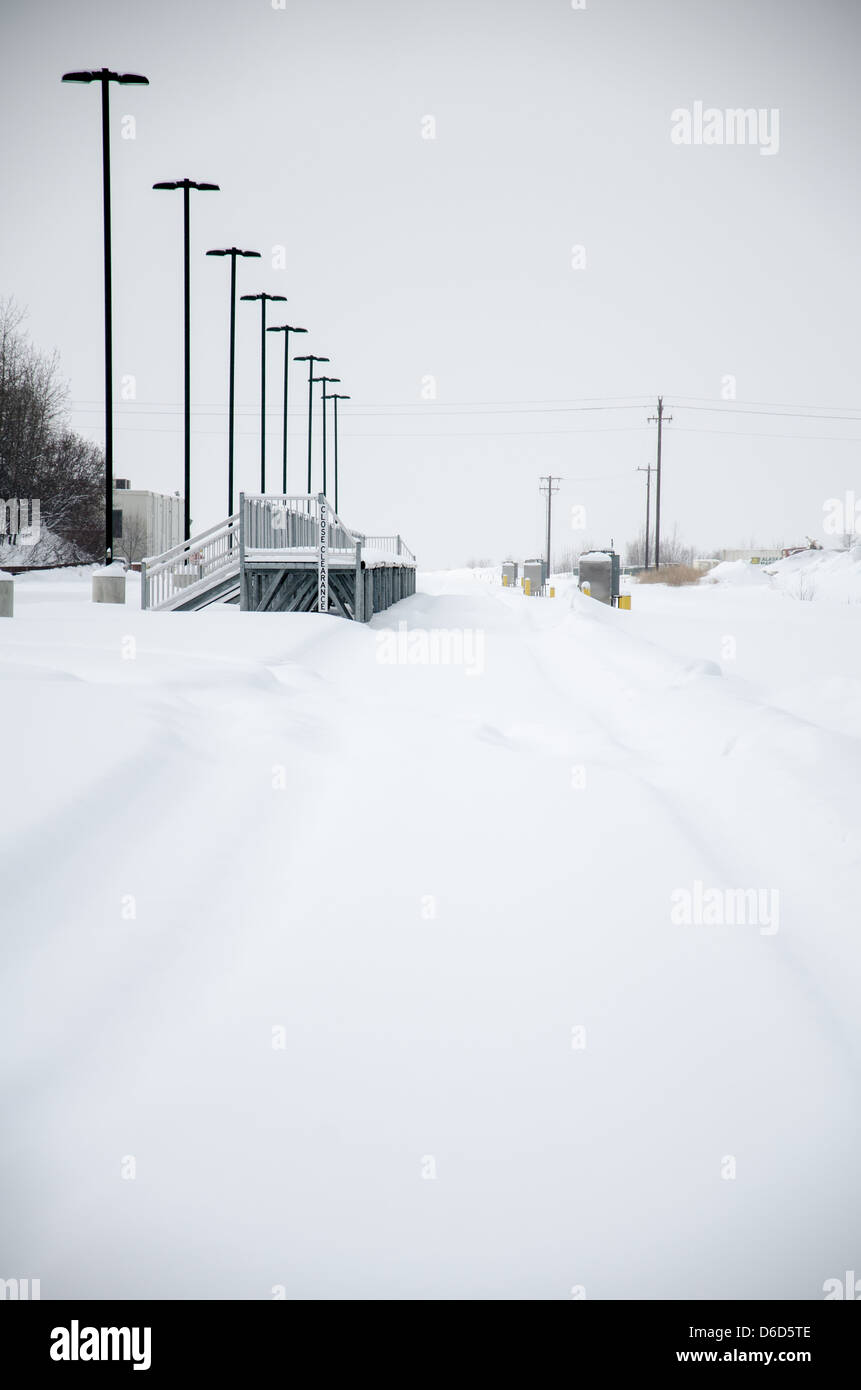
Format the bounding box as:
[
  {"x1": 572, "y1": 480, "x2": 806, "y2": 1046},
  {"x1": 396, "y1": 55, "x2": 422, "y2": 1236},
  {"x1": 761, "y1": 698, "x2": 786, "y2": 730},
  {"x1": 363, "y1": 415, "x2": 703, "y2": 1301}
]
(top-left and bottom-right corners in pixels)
[
  {"x1": 713, "y1": 547, "x2": 783, "y2": 566},
  {"x1": 112, "y1": 480, "x2": 183, "y2": 564}
]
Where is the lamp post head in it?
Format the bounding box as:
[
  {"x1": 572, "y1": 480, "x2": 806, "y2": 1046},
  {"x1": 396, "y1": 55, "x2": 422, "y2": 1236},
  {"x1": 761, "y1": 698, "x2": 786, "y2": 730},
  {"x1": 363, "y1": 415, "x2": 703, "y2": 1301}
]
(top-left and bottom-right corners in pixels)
[
  {"x1": 62, "y1": 69, "x2": 149, "y2": 84},
  {"x1": 267, "y1": 324, "x2": 308, "y2": 335},
  {"x1": 206, "y1": 248, "x2": 261, "y2": 259},
  {"x1": 153, "y1": 179, "x2": 220, "y2": 192},
  {"x1": 294, "y1": 354, "x2": 329, "y2": 364},
  {"x1": 241, "y1": 293, "x2": 287, "y2": 303}
]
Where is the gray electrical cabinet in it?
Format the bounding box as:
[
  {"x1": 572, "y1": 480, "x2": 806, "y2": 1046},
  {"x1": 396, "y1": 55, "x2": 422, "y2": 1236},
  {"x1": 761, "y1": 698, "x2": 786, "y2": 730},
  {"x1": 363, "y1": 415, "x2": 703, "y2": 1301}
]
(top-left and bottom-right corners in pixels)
[
  {"x1": 523, "y1": 559, "x2": 546, "y2": 594},
  {"x1": 578, "y1": 550, "x2": 620, "y2": 605},
  {"x1": 501, "y1": 561, "x2": 518, "y2": 586}
]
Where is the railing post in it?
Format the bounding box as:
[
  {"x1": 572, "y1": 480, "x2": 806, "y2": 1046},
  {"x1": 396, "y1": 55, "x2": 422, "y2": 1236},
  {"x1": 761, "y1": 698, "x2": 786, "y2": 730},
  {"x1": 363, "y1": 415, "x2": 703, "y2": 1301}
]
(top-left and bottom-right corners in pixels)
[
  {"x1": 140, "y1": 558, "x2": 148, "y2": 611},
  {"x1": 239, "y1": 492, "x2": 247, "y2": 611},
  {"x1": 354, "y1": 540, "x2": 364, "y2": 622}
]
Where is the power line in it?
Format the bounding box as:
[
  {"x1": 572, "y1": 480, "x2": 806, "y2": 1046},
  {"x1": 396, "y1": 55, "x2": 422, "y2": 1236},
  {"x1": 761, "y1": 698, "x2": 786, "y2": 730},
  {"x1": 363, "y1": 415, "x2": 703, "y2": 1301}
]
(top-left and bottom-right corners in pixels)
[
  {"x1": 67, "y1": 393, "x2": 861, "y2": 420},
  {"x1": 672, "y1": 403, "x2": 861, "y2": 421},
  {"x1": 671, "y1": 425, "x2": 861, "y2": 443},
  {"x1": 68, "y1": 400, "x2": 650, "y2": 419},
  {"x1": 74, "y1": 423, "x2": 655, "y2": 439},
  {"x1": 74, "y1": 416, "x2": 861, "y2": 442},
  {"x1": 669, "y1": 395, "x2": 861, "y2": 415},
  {"x1": 68, "y1": 392, "x2": 653, "y2": 410}
]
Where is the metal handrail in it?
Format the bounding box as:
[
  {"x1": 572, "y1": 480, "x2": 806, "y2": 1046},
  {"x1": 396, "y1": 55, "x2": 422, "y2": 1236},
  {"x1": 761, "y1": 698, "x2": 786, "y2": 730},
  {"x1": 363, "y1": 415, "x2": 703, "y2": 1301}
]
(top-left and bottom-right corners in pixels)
[
  {"x1": 141, "y1": 514, "x2": 239, "y2": 611},
  {"x1": 141, "y1": 513, "x2": 239, "y2": 570},
  {"x1": 362, "y1": 533, "x2": 416, "y2": 563},
  {"x1": 242, "y1": 494, "x2": 359, "y2": 554}
]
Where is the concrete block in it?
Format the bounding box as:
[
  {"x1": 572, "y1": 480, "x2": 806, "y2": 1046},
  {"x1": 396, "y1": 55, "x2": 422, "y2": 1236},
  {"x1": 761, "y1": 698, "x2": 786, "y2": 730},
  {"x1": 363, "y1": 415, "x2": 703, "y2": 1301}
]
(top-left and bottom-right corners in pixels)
[{"x1": 92, "y1": 564, "x2": 127, "y2": 605}]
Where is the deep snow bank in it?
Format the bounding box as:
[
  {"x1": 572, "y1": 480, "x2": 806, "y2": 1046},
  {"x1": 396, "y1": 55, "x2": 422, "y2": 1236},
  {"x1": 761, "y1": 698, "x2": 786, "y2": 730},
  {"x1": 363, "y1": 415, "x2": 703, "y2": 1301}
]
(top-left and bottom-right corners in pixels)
[{"x1": 707, "y1": 548, "x2": 861, "y2": 603}]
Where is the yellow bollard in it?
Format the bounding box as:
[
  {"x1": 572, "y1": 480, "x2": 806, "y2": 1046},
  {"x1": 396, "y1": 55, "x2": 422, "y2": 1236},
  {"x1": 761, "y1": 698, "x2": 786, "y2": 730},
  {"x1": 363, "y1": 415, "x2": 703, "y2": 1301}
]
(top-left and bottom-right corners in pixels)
[
  {"x1": 549, "y1": 586, "x2": 555, "y2": 598},
  {"x1": 581, "y1": 581, "x2": 591, "y2": 597},
  {"x1": 524, "y1": 578, "x2": 531, "y2": 596},
  {"x1": 502, "y1": 574, "x2": 509, "y2": 587},
  {"x1": 618, "y1": 594, "x2": 631, "y2": 610}
]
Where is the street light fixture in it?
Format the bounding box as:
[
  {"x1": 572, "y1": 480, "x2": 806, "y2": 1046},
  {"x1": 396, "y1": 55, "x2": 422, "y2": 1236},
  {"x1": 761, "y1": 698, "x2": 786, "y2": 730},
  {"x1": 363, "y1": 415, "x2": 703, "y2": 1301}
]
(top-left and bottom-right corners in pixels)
[
  {"x1": 206, "y1": 248, "x2": 261, "y2": 515},
  {"x1": 312, "y1": 376, "x2": 340, "y2": 497},
  {"x1": 266, "y1": 324, "x2": 307, "y2": 493},
  {"x1": 241, "y1": 293, "x2": 287, "y2": 493},
  {"x1": 325, "y1": 393, "x2": 350, "y2": 514},
  {"x1": 153, "y1": 179, "x2": 220, "y2": 540},
  {"x1": 294, "y1": 355, "x2": 329, "y2": 493},
  {"x1": 61, "y1": 67, "x2": 149, "y2": 565}
]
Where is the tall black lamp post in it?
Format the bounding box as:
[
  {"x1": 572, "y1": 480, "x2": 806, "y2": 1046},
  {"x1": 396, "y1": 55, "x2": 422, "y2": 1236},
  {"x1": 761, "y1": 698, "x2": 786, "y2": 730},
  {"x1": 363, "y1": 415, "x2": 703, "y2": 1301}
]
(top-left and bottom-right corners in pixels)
[
  {"x1": 153, "y1": 178, "x2": 220, "y2": 540},
  {"x1": 61, "y1": 67, "x2": 149, "y2": 565},
  {"x1": 241, "y1": 293, "x2": 287, "y2": 493},
  {"x1": 294, "y1": 354, "x2": 329, "y2": 493},
  {"x1": 206, "y1": 248, "x2": 261, "y2": 515},
  {"x1": 313, "y1": 376, "x2": 340, "y2": 497},
  {"x1": 326, "y1": 393, "x2": 350, "y2": 514},
  {"x1": 266, "y1": 323, "x2": 307, "y2": 493}
]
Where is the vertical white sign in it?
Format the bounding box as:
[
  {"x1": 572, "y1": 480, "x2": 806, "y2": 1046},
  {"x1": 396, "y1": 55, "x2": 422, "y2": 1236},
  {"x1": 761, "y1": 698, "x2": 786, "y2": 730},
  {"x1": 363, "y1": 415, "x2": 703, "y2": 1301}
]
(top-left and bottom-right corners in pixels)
[{"x1": 318, "y1": 496, "x2": 328, "y2": 612}]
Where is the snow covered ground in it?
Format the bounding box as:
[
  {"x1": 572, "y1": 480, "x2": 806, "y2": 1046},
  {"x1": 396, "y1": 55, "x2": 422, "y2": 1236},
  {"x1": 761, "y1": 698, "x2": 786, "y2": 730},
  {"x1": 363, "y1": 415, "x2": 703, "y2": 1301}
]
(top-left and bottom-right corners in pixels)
[{"x1": 1, "y1": 565, "x2": 859, "y2": 1299}]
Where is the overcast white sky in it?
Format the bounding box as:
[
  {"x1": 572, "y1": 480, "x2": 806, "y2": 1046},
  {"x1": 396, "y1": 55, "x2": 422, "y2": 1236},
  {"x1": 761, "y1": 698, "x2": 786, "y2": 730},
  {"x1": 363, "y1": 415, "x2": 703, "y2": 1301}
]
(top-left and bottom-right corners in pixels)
[{"x1": 3, "y1": 0, "x2": 861, "y2": 565}]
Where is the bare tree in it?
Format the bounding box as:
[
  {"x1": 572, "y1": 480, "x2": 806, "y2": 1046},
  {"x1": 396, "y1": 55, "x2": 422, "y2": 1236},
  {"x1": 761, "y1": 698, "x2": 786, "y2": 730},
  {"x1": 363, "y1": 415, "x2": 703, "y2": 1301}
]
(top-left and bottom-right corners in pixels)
[
  {"x1": 626, "y1": 522, "x2": 693, "y2": 567},
  {"x1": 554, "y1": 540, "x2": 597, "y2": 572},
  {"x1": 115, "y1": 511, "x2": 148, "y2": 565},
  {"x1": 0, "y1": 299, "x2": 102, "y2": 560},
  {"x1": 625, "y1": 527, "x2": 649, "y2": 566}
]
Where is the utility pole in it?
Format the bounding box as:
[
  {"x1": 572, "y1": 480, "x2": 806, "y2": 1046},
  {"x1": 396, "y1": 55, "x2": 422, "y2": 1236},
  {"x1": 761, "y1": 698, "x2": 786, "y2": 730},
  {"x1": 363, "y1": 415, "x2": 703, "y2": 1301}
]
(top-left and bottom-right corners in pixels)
[
  {"x1": 647, "y1": 396, "x2": 672, "y2": 569},
  {"x1": 539, "y1": 475, "x2": 561, "y2": 590},
  {"x1": 636, "y1": 464, "x2": 654, "y2": 569}
]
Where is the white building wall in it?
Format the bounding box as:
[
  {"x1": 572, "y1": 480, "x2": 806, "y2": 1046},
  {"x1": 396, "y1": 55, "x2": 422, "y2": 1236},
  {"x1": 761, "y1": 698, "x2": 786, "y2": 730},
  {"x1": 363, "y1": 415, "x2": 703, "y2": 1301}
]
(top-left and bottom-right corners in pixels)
[{"x1": 113, "y1": 488, "x2": 183, "y2": 561}]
